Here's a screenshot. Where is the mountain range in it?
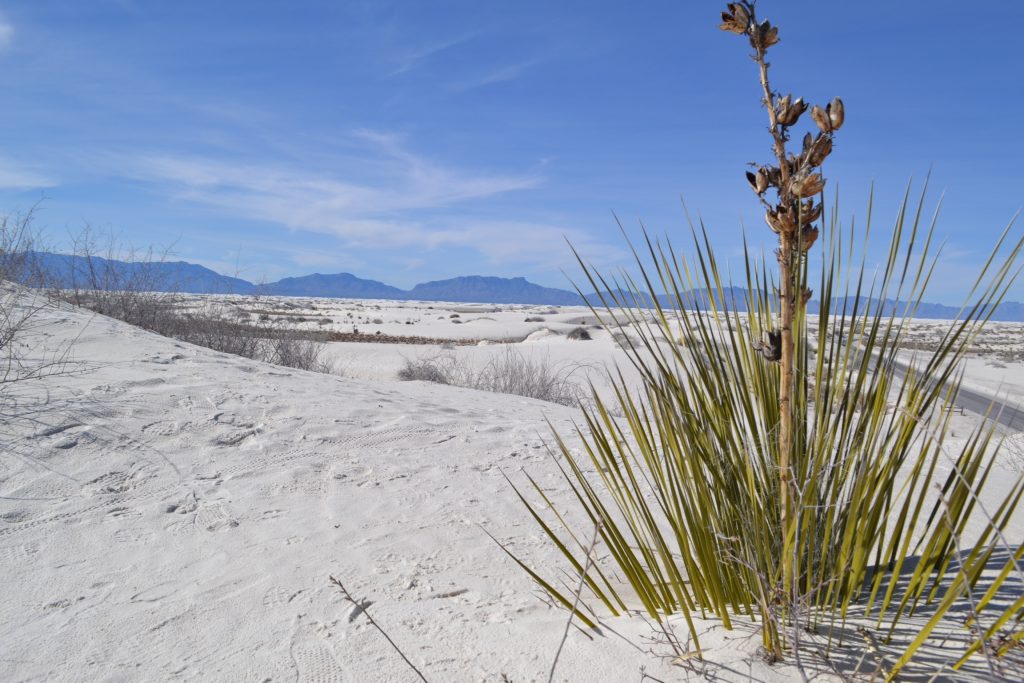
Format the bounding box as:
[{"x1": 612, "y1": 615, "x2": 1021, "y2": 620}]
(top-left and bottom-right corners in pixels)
[{"x1": 17, "y1": 251, "x2": 1024, "y2": 321}]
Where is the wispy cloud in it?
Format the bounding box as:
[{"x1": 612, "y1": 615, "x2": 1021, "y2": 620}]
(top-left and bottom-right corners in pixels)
[
  {"x1": 122, "y1": 134, "x2": 545, "y2": 250},
  {"x1": 117, "y1": 132, "x2": 624, "y2": 272},
  {"x1": 388, "y1": 33, "x2": 477, "y2": 76},
  {"x1": 0, "y1": 157, "x2": 56, "y2": 190},
  {"x1": 450, "y1": 58, "x2": 542, "y2": 91},
  {"x1": 0, "y1": 17, "x2": 12, "y2": 51}
]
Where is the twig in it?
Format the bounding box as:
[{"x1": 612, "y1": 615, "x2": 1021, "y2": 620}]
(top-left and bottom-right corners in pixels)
[
  {"x1": 549, "y1": 520, "x2": 602, "y2": 683},
  {"x1": 328, "y1": 576, "x2": 429, "y2": 683}
]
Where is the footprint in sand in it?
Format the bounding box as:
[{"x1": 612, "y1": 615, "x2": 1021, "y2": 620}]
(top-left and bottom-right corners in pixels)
[
  {"x1": 290, "y1": 621, "x2": 347, "y2": 682},
  {"x1": 0, "y1": 509, "x2": 33, "y2": 524},
  {"x1": 194, "y1": 502, "x2": 239, "y2": 532},
  {"x1": 262, "y1": 585, "x2": 304, "y2": 607},
  {"x1": 113, "y1": 527, "x2": 155, "y2": 545},
  {"x1": 0, "y1": 541, "x2": 41, "y2": 562}
]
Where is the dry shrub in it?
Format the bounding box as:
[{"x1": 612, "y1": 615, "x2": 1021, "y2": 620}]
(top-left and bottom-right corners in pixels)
[
  {"x1": 397, "y1": 347, "x2": 583, "y2": 406},
  {"x1": 35, "y1": 229, "x2": 332, "y2": 374}
]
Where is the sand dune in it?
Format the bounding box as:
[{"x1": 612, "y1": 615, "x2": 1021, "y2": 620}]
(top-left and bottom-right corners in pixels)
[{"x1": 2, "y1": 292, "x2": 1022, "y2": 681}]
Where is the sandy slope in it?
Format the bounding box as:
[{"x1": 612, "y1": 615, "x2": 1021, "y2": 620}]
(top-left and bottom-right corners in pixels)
[
  {"x1": 2, "y1": 298, "x2": 779, "y2": 682},
  {"x1": 3, "y1": 293, "x2": 1022, "y2": 682}
]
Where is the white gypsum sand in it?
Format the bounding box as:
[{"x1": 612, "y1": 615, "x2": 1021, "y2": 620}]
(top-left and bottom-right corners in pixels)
[{"x1": 2, "y1": 289, "x2": 1022, "y2": 681}]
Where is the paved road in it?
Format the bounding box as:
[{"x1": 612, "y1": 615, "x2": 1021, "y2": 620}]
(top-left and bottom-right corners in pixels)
[
  {"x1": 949, "y1": 379, "x2": 1024, "y2": 431},
  {"x1": 889, "y1": 355, "x2": 1024, "y2": 431}
]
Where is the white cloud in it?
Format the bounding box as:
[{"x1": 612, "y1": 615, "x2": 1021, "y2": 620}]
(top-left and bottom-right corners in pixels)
[
  {"x1": 450, "y1": 58, "x2": 541, "y2": 91},
  {"x1": 388, "y1": 34, "x2": 476, "y2": 76},
  {"x1": 127, "y1": 135, "x2": 539, "y2": 246},
  {"x1": 0, "y1": 20, "x2": 12, "y2": 50},
  {"x1": 0, "y1": 158, "x2": 56, "y2": 190},
  {"x1": 122, "y1": 133, "x2": 626, "y2": 270}
]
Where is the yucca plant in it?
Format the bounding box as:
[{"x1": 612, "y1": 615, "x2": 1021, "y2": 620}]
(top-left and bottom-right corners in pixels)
[{"x1": 500, "y1": 1, "x2": 1024, "y2": 677}]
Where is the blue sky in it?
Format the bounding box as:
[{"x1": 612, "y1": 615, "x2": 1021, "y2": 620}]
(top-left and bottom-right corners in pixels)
[{"x1": 0, "y1": 0, "x2": 1022, "y2": 301}]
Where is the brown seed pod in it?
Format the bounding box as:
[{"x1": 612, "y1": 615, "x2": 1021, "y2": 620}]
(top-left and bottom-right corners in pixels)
[
  {"x1": 764, "y1": 210, "x2": 782, "y2": 234},
  {"x1": 810, "y1": 105, "x2": 831, "y2": 133},
  {"x1": 792, "y1": 173, "x2": 825, "y2": 198},
  {"x1": 746, "y1": 171, "x2": 766, "y2": 195},
  {"x1": 802, "y1": 132, "x2": 813, "y2": 155},
  {"x1": 755, "y1": 169, "x2": 769, "y2": 194},
  {"x1": 776, "y1": 95, "x2": 807, "y2": 127},
  {"x1": 753, "y1": 329, "x2": 782, "y2": 362},
  {"x1": 719, "y1": 3, "x2": 750, "y2": 34},
  {"x1": 799, "y1": 226, "x2": 820, "y2": 252},
  {"x1": 776, "y1": 94, "x2": 791, "y2": 117},
  {"x1": 798, "y1": 199, "x2": 822, "y2": 225},
  {"x1": 758, "y1": 20, "x2": 779, "y2": 48},
  {"x1": 827, "y1": 97, "x2": 845, "y2": 130},
  {"x1": 785, "y1": 154, "x2": 801, "y2": 176},
  {"x1": 765, "y1": 205, "x2": 797, "y2": 235},
  {"x1": 806, "y1": 134, "x2": 833, "y2": 167},
  {"x1": 801, "y1": 288, "x2": 814, "y2": 305},
  {"x1": 763, "y1": 165, "x2": 782, "y2": 189}
]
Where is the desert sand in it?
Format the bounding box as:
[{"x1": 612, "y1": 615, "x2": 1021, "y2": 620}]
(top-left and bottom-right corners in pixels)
[{"x1": 2, "y1": 290, "x2": 1022, "y2": 681}]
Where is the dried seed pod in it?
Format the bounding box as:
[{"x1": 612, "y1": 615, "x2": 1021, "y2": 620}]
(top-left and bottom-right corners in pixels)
[
  {"x1": 810, "y1": 105, "x2": 831, "y2": 133},
  {"x1": 802, "y1": 132, "x2": 813, "y2": 155},
  {"x1": 799, "y1": 226, "x2": 819, "y2": 252},
  {"x1": 806, "y1": 134, "x2": 833, "y2": 167},
  {"x1": 798, "y1": 199, "x2": 822, "y2": 225},
  {"x1": 753, "y1": 329, "x2": 782, "y2": 362},
  {"x1": 827, "y1": 97, "x2": 845, "y2": 130},
  {"x1": 792, "y1": 173, "x2": 825, "y2": 198},
  {"x1": 776, "y1": 94, "x2": 791, "y2": 118},
  {"x1": 745, "y1": 168, "x2": 768, "y2": 194},
  {"x1": 765, "y1": 205, "x2": 797, "y2": 235},
  {"x1": 763, "y1": 165, "x2": 782, "y2": 189},
  {"x1": 801, "y1": 288, "x2": 813, "y2": 305},
  {"x1": 785, "y1": 155, "x2": 801, "y2": 175},
  {"x1": 756, "y1": 169, "x2": 769, "y2": 193},
  {"x1": 746, "y1": 171, "x2": 757, "y2": 193},
  {"x1": 758, "y1": 20, "x2": 779, "y2": 48},
  {"x1": 719, "y1": 3, "x2": 750, "y2": 34},
  {"x1": 776, "y1": 95, "x2": 806, "y2": 127}
]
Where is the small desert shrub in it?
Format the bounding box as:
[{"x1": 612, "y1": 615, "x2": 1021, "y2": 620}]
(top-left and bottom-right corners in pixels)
[
  {"x1": 610, "y1": 330, "x2": 634, "y2": 349},
  {"x1": 268, "y1": 335, "x2": 332, "y2": 374},
  {"x1": 372, "y1": 318, "x2": 383, "y2": 324},
  {"x1": 449, "y1": 313, "x2": 459, "y2": 318},
  {"x1": 471, "y1": 348, "x2": 581, "y2": 406},
  {"x1": 566, "y1": 327, "x2": 591, "y2": 341},
  {"x1": 1, "y1": 208, "x2": 71, "y2": 412},
  {"x1": 396, "y1": 355, "x2": 454, "y2": 384},
  {"x1": 524, "y1": 316, "x2": 545, "y2": 322},
  {"x1": 37, "y1": 233, "x2": 333, "y2": 374},
  {"x1": 397, "y1": 348, "x2": 583, "y2": 406}
]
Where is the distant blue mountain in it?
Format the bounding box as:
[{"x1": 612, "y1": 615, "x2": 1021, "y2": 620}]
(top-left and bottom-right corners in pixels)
[
  {"x1": 264, "y1": 272, "x2": 404, "y2": 299},
  {"x1": 26, "y1": 252, "x2": 256, "y2": 294},
  {"x1": 584, "y1": 287, "x2": 1024, "y2": 323},
  {"x1": 18, "y1": 251, "x2": 1024, "y2": 321},
  {"x1": 407, "y1": 276, "x2": 584, "y2": 305}
]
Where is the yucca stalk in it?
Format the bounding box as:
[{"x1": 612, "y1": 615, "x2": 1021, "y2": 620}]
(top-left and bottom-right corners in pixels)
[
  {"x1": 499, "y1": 2, "x2": 1024, "y2": 677},
  {"x1": 722, "y1": 0, "x2": 842, "y2": 595}
]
